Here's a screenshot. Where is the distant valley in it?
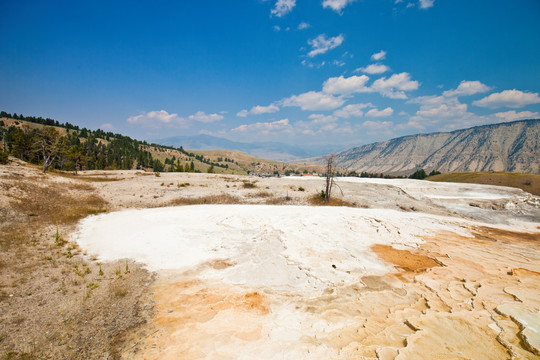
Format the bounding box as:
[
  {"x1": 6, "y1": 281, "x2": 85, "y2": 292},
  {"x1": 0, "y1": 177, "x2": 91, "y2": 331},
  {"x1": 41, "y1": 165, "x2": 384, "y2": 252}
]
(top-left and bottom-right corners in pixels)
[{"x1": 156, "y1": 134, "x2": 347, "y2": 162}]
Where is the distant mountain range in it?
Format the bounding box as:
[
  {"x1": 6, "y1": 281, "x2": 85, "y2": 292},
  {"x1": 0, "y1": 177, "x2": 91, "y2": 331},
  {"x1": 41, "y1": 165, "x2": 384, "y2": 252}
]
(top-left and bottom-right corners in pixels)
[
  {"x1": 331, "y1": 119, "x2": 540, "y2": 175},
  {"x1": 155, "y1": 134, "x2": 348, "y2": 162}
]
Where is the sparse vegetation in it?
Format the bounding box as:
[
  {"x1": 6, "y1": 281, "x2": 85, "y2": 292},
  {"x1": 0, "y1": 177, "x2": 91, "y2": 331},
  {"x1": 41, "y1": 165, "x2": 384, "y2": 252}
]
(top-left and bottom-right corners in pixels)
[
  {"x1": 168, "y1": 194, "x2": 243, "y2": 206},
  {"x1": 409, "y1": 169, "x2": 428, "y2": 180},
  {"x1": 242, "y1": 180, "x2": 258, "y2": 189},
  {"x1": 0, "y1": 164, "x2": 153, "y2": 359},
  {"x1": 428, "y1": 172, "x2": 540, "y2": 195},
  {"x1": 308, "y1": 193, "x2": 356, "y2": 207}
]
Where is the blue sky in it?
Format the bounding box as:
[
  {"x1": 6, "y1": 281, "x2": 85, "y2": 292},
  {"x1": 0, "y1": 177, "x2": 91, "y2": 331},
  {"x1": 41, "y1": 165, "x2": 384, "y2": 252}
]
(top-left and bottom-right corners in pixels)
[{"x1": 1, "y1": 0, "x2": 540, "y2": 147}]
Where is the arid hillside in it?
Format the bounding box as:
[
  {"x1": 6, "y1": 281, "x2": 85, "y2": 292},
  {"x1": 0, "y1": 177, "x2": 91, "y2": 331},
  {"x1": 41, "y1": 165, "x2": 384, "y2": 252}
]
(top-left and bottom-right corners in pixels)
[{"x1": 331, "y1": 119, "x2": 540, "y2": 175}]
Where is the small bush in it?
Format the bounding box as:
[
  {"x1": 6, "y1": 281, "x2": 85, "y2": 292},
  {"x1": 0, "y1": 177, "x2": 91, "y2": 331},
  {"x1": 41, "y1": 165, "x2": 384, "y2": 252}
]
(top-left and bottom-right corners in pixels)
[
  {"x1": 409, "y1": 169, "x2": 427, "y2": 180},
  {"x1": 308, "y1": 193, "x2": 356, "y2": 207},
  {"x1": 242, "y1": 180, "x2": 257, "y2": 189},
  {"x1": 0, "y1": 150, "x2": 9, "y2": 164},
  {"x1": 298, "y1": 186, "x2": 305, "y2": 192}
]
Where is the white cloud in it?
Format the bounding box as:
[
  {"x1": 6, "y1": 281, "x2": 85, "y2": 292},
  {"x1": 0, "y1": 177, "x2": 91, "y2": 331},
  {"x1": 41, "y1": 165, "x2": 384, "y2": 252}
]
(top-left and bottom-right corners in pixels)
[
  {"x1": 281, "y1": 91, "x2": 345, "y2": 111},
  {"x1": 322, "y1": 0, "x2": 356, "y2": 13},
  {"x1": 371, "y1": 72, "x2": 419, "y2": 99},
  {"x1": 419, "y1": 0, "x2": 434, "y2": 9},
  {"x1": 333, "y1": 60, "x2": 346, "y2": 67},
  {"x1": 232, "y1": 118, "x2": 293, "y2": 135},
  {"x1": 366, "y1": 107, "x2": 394, "y2": 117},
  {"x1": 322, "y1": 75, "x2": 370, "y2": 95},
  {"x1": 298, "y1": 21, "x2": 310, "y2": 30},
  {"x1": 237, "y1": 104, "x2": 280, "y2": 117},
  {"x1": 308, "y1": 113, "x2": 338, "y2": 123},
  {"x1": 333, "y1": 103, "x2": 373, "y2": 118},
  {"x1": 494, "y1": 110, "x2": 540, "y2": 122},
  {"x1": 473, "y1": 89, "x2": 540, "y2": 109},
  {"x1": 301, "y1": 59, "x2": 327, "y2": 69},
  {"x1": 250, "y1": 104, "x2": 280, "y2": 115},
  {"x1": 127, "y1": 110, "x2": 185, "y2": 127},
  {"x1": 307, "y1": 34, "x2": 344, "y2": 57},
  {"x1": 443, "y1": 80, "x2": 491, "y2": 97},
  {"x1": 357, "y1": 63, "x2": 390, "y2": 74},
  {"x1": 187, "y1": 111, "x2": 224, "y2": 123},
  {"x1": 237, "y1": 109, "x2": 249, "y2": 117},
  {"x1": 271, "y1": 0, "x2": 296, "y2": 17},
  {"x1": 273, "y1": 25, "x2": 281, "y2": 31},
  {"x1": 371, "y1": 50, "x2": 386, "y2": 61},
  {"x1": 411, "y1": 96, "x2": 468, "y2": 119}
]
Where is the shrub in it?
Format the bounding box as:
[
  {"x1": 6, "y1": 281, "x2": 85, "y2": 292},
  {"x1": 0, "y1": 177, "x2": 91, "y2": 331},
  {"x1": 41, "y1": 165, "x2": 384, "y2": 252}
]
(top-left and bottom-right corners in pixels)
[
  {"x1": 242, "y1": 180, "x2": 257, "y2": 189},
  {"x1": 0, "y1": 150, "x2": 8, "y2": 164},
  {"x1": 409, "y1": 169, "x2": 427, "y2": 180}
]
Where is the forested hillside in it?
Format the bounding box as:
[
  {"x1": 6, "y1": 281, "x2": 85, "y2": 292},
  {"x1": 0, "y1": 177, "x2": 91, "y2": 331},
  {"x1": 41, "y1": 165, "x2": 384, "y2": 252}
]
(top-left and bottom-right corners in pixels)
[
  {"x1": 0, "y1": 112, "x2": 234, "y2": 173},
  {"x1": 0, "y1": 112, "x2": 323, "y2": 175}
]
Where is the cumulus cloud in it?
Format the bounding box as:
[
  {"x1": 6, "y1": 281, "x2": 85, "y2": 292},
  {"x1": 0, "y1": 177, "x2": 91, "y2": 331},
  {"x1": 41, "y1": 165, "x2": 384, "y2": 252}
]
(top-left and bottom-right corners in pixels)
[
  {"x1": 271, "y1": 0, "x2": 296, "y2": 17},
  {"x1": 357, "y1": 63, "x2": 390, "y2": 75},
  {"x1": 250, "y1": 104, "x2": 280, "y2": 115},
  {"x1": 371, "y1": 72, "x2": 419, "y2": 99},
  {"x1": 281, "y1": 91, "x2": 345, "y2": 111},
  {"x1": 494, "y1": 110, "x2": 540, "y2": 122},
  {"x1": 371, "y1": 50, "x2": 386, "y2": 61},
  {"x1": 322, "y1": 75, "x2": 370, "y2": 95},
  {"x1": 236, "y1": 104, "x2": 280, "y2": 117},
  {"x1": 333, "y1": 103, "x2": 373, "y2": 118},
  {"x1": 419, "y1": 0, "x2": 434, "y2": 9},
  {"x1": 473, "y1": 89, "x2": 540, "y2": 109},
  {"x1": 366, "y1": 107, "x2": 394, "y2": 117},
  {"x1": 308, "y1": 113, "x2": 338, "y2": 124},
  {"x1": 127, "y1": 110, "x2": 185, "y2": 127},
  {"x1": 307, "y1": 34, "x2": 344, "y2": 57},
  {"x1": 411, "y1": 96, "x2": 468, "y2": 119},
  {"x1": 232, "y1": 118, "x2": 293, "y2": 135},
  {"x1": 237, "y1": 109, "x2": 249, "y2": 117},
  {"x1": 187, "y1": 111, "x2": 224, "y2": 123},
  {"x1": 322, "y1": 0, "x2": 356, "y2": 13},
  {"x1": 298, "y1": 21, "x2": 310, "y2": 30},
  {"x1": 443, "y1": 80, "x2": 491, "y2": 97},
  {"x1": 128, "y1": 109, "x2": 225, "y2": 128}
]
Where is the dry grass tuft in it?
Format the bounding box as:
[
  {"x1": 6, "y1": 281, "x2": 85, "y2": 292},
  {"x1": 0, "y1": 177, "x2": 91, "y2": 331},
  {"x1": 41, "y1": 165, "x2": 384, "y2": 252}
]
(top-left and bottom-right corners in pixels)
[
  {"x1": 264, "y1": 196, "x2": 293, "y2": 205},
  {"x1": 428, "y1": 172, "x2": 540, "y2": 196},
  {"x1": 55, "y1": 172, "x2": 125, "y2": 182},
  {"x1": 307, "y1": 193, "x2": 357, "y2": 207},
  {"x1": 242, "y1": 180, "x2": 257, "y2": 189},
  {"x1": 6, "y1": 180, "x2": 107, "y2": 227},
  {"x1": 168, "y1": 193, "x2": 243, "y2": 206},
  {"x1": 248, "y1": 190, "x2": 273, "y2": 198},
  {"x1": 0, "y1": 166, "x2": 153, "y2": 359}
]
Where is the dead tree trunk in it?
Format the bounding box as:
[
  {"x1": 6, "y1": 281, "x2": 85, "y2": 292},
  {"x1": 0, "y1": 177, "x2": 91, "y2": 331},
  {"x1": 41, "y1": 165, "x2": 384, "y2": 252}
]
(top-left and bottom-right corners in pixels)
[{"x1": 324, "y1": 154, "x2": 336, "y2": 202}]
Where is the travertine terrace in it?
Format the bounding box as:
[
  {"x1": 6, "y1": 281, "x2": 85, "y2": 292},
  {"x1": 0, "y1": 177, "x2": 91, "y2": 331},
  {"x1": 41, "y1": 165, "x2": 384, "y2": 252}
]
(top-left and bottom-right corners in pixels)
[{"x1": 70, "y1": 171, "x2": 540, "y2": 359}]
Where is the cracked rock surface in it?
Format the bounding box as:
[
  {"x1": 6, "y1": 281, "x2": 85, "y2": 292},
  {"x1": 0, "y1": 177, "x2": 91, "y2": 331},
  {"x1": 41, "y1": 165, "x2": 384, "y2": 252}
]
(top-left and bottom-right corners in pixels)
[{"x1": 71, "y1": 174, "x2": 540, "y2": 359}]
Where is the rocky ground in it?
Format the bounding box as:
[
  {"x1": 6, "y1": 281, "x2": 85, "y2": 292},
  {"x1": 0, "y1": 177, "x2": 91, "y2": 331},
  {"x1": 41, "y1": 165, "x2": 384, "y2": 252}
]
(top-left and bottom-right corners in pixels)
[{"x1": 1, "y1": 163, "x2": 539, "y2": 359}]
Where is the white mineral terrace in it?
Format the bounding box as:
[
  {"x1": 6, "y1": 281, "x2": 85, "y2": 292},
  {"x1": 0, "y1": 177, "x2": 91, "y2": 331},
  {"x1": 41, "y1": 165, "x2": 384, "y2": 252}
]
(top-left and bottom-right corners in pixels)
[{"x1": 71, "y1": 178, "x2": 540, "y2": 359}]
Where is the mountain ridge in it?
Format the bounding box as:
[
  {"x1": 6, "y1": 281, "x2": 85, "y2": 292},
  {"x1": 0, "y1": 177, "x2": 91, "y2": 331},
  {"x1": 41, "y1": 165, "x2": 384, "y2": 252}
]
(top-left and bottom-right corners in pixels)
[{"x1": 332, "y1": 119, "x2": 540, "y2": 175}]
